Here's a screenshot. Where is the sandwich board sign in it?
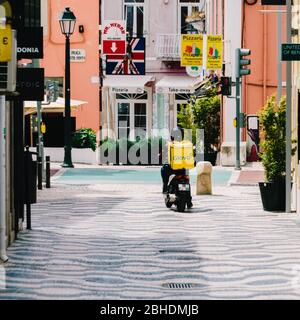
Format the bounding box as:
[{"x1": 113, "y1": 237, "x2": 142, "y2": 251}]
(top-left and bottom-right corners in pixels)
[{"x1": 102, "y1": 20, "x2": 126, "y2": 55}]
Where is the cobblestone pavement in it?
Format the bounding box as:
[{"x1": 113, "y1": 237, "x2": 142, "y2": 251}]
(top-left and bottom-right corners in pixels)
[{"x1": 1, "y1": 174, "x2": 300, "y2": 300}]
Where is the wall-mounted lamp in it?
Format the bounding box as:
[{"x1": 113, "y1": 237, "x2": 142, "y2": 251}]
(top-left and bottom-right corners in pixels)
[{"x1": 79, "y1": 25, "x2": 84, "y2": 33}]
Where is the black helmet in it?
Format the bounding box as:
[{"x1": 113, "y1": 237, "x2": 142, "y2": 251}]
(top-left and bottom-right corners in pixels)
[{"x1": 171, "y1": 126, "x2": 184, "y2": 142}]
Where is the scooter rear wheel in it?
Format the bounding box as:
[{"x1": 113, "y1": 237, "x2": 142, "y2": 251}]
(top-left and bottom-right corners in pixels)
[{"x1": 177, "y1": 200, "x2": 186, "y2": 213}]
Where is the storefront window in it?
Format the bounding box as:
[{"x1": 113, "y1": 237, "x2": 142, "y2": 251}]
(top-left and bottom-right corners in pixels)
[
  {"x1": 117, "y1": 98, "x2": 148, "y2": 140},
  {"x1": 134, "y1": 103, "x2": 147, "y2": 136},
  {"x1": 118, "y1": 103, "x2": 130, "y2": 139},
  {"x1": 175, "y1": 93, "x2": 191, "y2": 125}
]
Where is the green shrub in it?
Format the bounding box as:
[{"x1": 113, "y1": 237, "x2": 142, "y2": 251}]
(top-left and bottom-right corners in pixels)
[
  {"x1": 99, "y1": 137, "x2": 166, "y2": 165},
  {"x1": 72, "y1": 128, "x2": 97, "y2": 151},
  {"x1": 177, "y1": 89, "x2": 221, "y2": 153}
]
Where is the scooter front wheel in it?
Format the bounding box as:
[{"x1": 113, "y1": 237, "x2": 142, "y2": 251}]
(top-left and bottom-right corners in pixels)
[{"x1": 165, "y1": 196, "x2": 172, "y2": 208}]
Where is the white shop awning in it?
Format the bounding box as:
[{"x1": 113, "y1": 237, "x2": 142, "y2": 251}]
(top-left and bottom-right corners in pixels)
[
  {"x1": 24, "y1": 97, "x2": 88, "y2": 116},
  {"x1": 156, "y1": 76, "x2": 203, "y2": 94},
  {"x1": 103, "y1": 75, "x2": 155, "y2": 94}
]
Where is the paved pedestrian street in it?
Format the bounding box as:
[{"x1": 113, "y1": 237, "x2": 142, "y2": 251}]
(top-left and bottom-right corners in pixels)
[{"x1": 1, "y1": 168, "x2": 300, "y2": 300}]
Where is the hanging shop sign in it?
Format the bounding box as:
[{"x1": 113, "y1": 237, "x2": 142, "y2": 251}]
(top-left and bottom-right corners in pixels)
[
  {"x1": 17, "y1": 27, "x2": 43, "y2": 59},
  {"x1": 106, "y1": 38, "x2": 145, "y2": 75},
  {"x1": 186, "y1": 66, "x2": 202, "y2": 78},
  {"x1": 261, "y1": 1, "x2": 290, "y2": 4},
  {"x1": 205, "y1": 35, "x2": 223, "y2": 70},
  {"x1": 0, "y1": 25, "x2": 12, "y2": 62},
  {"x1": 15, "y1": 68, "x2": 44, "y2": 101},
  {"x1": 181, "y1": 34, "x2": 203, "y2": 67},
  {"x1": 102, "y1": 20, "x2": 126, "y2": 55}
]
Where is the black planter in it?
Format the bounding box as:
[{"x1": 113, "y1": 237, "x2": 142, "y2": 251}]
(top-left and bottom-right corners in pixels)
[
  {"x1": 259, "y1": 180, "x2": 286, "y2": 212},
  {"x1": 204, "y1": 152, "x2": 218, "y2": 166}
]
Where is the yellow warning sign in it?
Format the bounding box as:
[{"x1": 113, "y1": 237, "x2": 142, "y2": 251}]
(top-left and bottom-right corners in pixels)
[
  {"x1": 0, "y1": 25, "x2": 12, "y2": 62},
  {"x1": 181, "y1": 34, "x2": 203, "y2": 67},
  {"x1": 206, "y1": 35, "x2": 223, "y2": 70}
]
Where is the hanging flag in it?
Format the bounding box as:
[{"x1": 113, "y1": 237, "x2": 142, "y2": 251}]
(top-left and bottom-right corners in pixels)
[
  {"x1": 205, "y1": 35, "x2": 223, "y2": 70},
  {"x1": 106, "y1": 38, "x2": 145, "y2": 75},
  {"x1": 181, "y1": 34, "x2": 203, "y2": 67}
]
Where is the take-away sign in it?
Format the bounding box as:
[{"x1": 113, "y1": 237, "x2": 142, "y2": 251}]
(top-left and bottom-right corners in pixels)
[{"x1": 102, "y1": 20, "x2": 126, "y2": 55}]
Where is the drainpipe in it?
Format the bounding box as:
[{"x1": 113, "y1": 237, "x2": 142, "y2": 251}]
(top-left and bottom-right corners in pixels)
[
  {"x1": 0, "y1": 95, "x2": 8, "y2": 263},
  {"x1": 263, "y1": 6, "x2": 267, "y2": 103}
]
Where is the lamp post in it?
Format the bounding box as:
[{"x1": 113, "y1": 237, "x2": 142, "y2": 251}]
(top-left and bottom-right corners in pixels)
[{"x1": 59, "y1": 7, "x2": 76, "y2": 168}]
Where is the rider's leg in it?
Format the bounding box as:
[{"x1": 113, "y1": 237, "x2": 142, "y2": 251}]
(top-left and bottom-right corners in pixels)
[{"x1": 161, "y1": 164, "x2": 171, "y2": 193}]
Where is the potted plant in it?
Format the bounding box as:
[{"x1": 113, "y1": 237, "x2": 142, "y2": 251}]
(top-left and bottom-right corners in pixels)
[
  {"x1": 72, "y1": 128, "x2": 97, "y2": 151},
  {"x1": 258, "y1": 96, "x2": 296, "y2": 211}
]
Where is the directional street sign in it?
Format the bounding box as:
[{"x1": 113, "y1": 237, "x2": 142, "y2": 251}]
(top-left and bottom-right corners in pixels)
[
  {"x1": 282, "y1": 43, "x2": 300, "y2": 61},
  {"x1": 106, "y1": 38, "x2": 145, "y2": 75},
  {"x1": 102, "y1": 20, "x2": 126, "y2": 55}
]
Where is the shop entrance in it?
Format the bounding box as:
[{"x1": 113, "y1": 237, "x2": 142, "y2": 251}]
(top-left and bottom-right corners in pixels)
[{"x1": 116, "y1": 93, "x2": 148, "y2": 140}]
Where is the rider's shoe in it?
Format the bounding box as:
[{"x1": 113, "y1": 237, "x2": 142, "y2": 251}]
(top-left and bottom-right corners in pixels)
[
  {"x1": 162, "y1": 185, "x2": 168, "y2": 194},
  {"x1": 187, "y1": 202, "x2": 193, "y2": 209}
]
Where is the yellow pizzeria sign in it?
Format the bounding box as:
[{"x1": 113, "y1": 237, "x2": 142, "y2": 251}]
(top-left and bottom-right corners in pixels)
[
  {"x1": 206, "y1": 35, "x2": 223, "y2": 70},
  {"x1": 181, "y1": 34, "x2": 203, "y2": 67}
]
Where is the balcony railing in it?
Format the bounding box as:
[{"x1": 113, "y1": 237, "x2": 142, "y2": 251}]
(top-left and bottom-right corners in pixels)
[{"x1": 155, "y1": 34, "x2": 180, "y2": 60}]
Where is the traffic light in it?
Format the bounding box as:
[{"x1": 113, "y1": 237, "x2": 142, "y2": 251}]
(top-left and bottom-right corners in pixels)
[
  {"x1": 45, "y1": 80, "x2": 59, "y2": 102},
  {"x1": 236, "y1": 48, "x2": 251, "y2": 77},
  {"x1": 220, "y1": 77, "x2": 232, "y2": 96}
]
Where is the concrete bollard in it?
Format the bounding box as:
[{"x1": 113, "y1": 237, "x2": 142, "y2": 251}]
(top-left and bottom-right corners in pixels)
[{"x1": 196, "y1": 162, "x2": 213, "y2": 195}]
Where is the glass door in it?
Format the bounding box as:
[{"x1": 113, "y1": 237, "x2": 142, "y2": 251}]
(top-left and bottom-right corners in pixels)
[
  {"x1": 134, "y1": 103, "x2": 147, "y2": 140},
  {"x1": 117, "y1": 103, "x2": 130, "y2": 139},
  {"x1": 117, "y1": 101, "x2": 148, "y2": 140}
]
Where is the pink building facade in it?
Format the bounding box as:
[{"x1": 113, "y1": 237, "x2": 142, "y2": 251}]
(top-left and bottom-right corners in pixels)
[
  {"x1": 41, "y1": 0, "x2": 100, "y2": 134},
  {"x1": 219, "y1": 0, "x2": 286, "y2": 165}
]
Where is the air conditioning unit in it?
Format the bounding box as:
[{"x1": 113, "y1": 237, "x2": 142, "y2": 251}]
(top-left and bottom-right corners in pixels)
[{"x1": 0, "y1": 30, "x2": 17, "y2": 93}]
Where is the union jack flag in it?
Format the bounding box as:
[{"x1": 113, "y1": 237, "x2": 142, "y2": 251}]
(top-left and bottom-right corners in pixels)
[{"x1": 106, "y1": 38, "x2": 145, "y2": 75}]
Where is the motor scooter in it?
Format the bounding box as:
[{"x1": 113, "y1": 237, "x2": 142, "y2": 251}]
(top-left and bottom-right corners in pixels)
[{"x1": 164, "y1": 169, "x2": 193, "y2": 212}]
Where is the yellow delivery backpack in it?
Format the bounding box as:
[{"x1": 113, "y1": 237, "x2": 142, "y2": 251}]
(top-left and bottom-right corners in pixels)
[{"x1": 168, "y1": 140, "x2": 195, "y2": 170}]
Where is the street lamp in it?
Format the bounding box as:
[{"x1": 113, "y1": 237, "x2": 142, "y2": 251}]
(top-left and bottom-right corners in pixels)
[{"x1": 59, "y1": 7, "x2": 76, "y2": 168}]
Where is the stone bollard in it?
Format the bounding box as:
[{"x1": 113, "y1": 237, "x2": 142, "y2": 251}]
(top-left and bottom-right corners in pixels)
[{"x1": 196, "y1": 162, "x2": 213, "y2": 195}]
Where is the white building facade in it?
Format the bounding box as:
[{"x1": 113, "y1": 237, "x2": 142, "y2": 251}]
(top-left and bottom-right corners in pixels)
[{"x1": 101, "y1": 0, "x2": 215, "y2": 141}]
